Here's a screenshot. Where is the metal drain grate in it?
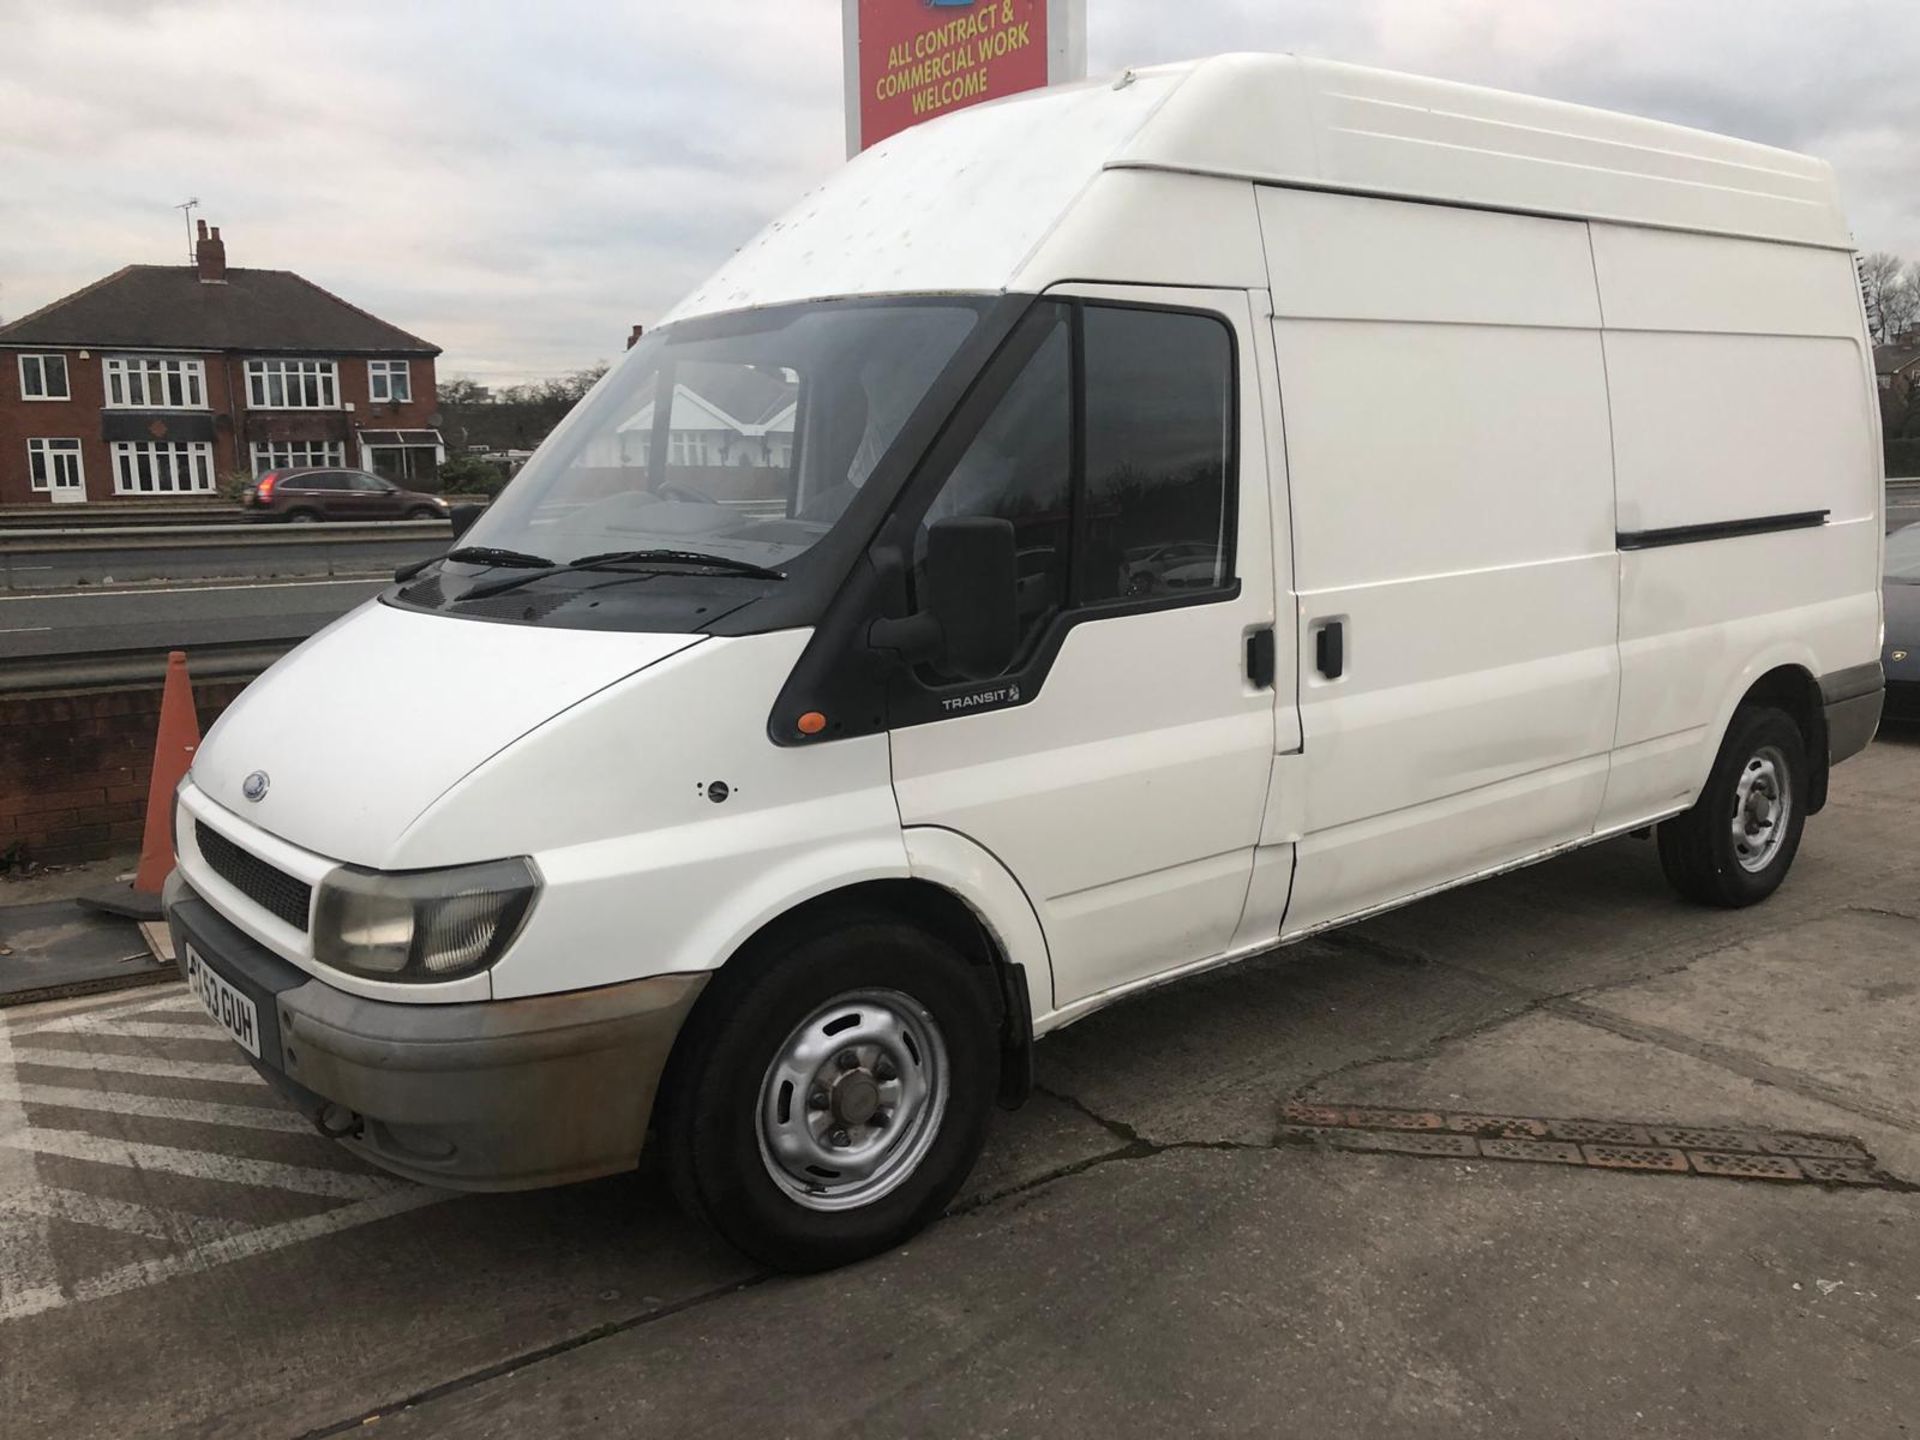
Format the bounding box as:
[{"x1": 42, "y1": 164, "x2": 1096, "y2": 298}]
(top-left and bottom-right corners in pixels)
[
  {"x1": 1548, "y1": 1120, "x2": 1654, "y2": 1145},
  {"x1": 1274, "y1": 1101, "x2": 1904, "y2": 1190},
  {"x1": 1650, "y1": 1127, "x2": 1762, "y2": 1152},
  {"x1": 1689, "y1": 1151, "x2": 1802, "y2": 1180},
  {"x1": 1582, "y1": 1144, "x2": 1690, "y2": 1172}
]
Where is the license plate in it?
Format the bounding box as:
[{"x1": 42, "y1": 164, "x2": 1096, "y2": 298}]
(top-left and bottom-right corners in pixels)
[{"x1": 184, "y1": 945, "x2": 262, "y2": 1059}]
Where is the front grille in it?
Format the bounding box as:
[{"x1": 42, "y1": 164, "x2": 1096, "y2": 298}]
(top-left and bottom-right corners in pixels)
[{"x1": 195, "y1": 821, "x2": 312, "y2": 932}]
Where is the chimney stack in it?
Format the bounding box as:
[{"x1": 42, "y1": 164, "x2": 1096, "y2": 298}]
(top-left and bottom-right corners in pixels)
[
  {"x1": 627, "y1": 324, "x2": 644, "y2": 349},
  {"x1": 196, "y1": 221, "x2": 227, "y2": 283}
]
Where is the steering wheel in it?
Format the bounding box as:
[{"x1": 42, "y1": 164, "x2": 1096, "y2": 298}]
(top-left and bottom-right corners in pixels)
[{"x1": 653, "y1": 481, "x2": 712, "y2": 504}]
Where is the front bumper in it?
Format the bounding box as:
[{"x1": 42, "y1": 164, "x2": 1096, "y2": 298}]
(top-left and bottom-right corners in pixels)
[{"x1": 164, "y1": 873, "x2": 707, "y2": 1191}]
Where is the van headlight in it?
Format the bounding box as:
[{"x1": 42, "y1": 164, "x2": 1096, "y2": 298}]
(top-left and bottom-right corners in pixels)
[{"x1": 312, "y1": 858, "x2": 540, "y2": 982}]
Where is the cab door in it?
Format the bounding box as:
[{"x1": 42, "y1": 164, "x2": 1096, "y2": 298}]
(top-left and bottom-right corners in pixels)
[{"x1": 887, "y1": 286, "x2": 1284, "y2": 1009}]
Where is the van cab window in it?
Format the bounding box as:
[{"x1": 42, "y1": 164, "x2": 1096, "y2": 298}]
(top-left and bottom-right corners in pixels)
[
  {"x1": 1079, "y1": 305, "x2": 1232, "y2": 603},
  {"x1": 912, "y1": 299, "x2": 1236, "y2": 680}
]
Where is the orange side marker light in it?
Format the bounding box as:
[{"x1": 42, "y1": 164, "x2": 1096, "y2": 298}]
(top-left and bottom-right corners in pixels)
[{"x1": 797, "y1": 711, "x2": 828, "y2": 736}]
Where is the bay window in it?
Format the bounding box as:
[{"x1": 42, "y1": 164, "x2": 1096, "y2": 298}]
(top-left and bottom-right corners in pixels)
[{"x1": 111, "y1": 440, "x2": 216, "y2": 494}]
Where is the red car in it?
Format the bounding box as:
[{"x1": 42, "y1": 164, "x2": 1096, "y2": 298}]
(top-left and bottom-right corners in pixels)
[{"x1": 245, "y1": 467, "x2": 451, "y2": 523}]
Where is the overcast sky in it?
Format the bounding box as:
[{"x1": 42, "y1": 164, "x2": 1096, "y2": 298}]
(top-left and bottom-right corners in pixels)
[{"x1": 4, "y1": 1, "x2": 1917, "y2": 386}]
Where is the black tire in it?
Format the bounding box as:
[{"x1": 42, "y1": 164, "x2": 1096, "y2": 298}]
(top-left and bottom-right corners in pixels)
[
  {"x1": 406, "y1": 506, "x2": 439, "y2": 520},
  {"x1": 1657, "y1": 704, "x2": 1808, "y2": 907},
  {"x1": 284, "y1": 509, "x2": 320, "y2": 524},
  {"x1": 659, "y1": 911, "x2": 999, "y2": 1272}
]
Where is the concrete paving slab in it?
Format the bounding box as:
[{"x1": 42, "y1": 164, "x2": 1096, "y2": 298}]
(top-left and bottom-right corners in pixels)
[
  {"x1": 358, "y1": 1148, "x2": 1920, "y2": 1440},
  {"x1": 1581, "y1": 907, "x2": 1920, "y2": 1125},
  {"x1": 0, "y1": 901, "x2": 167, "y2": 1006}
]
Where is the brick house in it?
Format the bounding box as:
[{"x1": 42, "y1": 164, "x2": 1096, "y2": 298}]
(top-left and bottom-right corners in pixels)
[{"x1": 0, "y1": 222, "x2": 443, "y2": 508}]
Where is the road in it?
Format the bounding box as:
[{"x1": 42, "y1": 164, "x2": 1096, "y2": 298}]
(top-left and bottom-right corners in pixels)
[
  {"x1": 1, "y1": 730, "x2": 1916, "y2": 1439},
  {"x1": 0, "y1": 578, "x2": 388, "y2": 660}
]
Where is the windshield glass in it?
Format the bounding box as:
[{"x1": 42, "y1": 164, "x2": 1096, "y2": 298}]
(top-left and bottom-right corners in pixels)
[
  {"x1": 1888, "y1": 523, "x2": 1920, "y2": 583},
  {"x1": 456, "y1": 299, "x2": 983, "y2": 574}
]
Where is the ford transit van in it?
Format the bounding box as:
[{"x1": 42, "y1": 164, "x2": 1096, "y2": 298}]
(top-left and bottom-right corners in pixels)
[{"x1": 166, "y1": 54, "x2": 1885, "y2": 1270}]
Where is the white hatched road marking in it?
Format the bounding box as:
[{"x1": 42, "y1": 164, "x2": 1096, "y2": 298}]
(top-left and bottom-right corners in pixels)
[
  {"x1": 1, "y1": 1186, "x2": 251, "y2": 1245},
  {"x1": 0, "y1": 1027, "x2": 61, "y2": 1327},
  {"x1": 0, "y1": 986, "x2": 449, "y2": 1321},
  {"x1": 5, "y1": 1047, "x2": 261, "y2": 1084},
  {"x1": 1, "y1": 1128, "x2": 398, "y2": 1200},
  {"x1": 0, "y1": 1079, "x2": 313, "y2": 1134},
  {"x1": 23, "y1": 1016, "x2": 232, "y2": 1041},
  {"x1": 0, "y1": 1187, "x2": 447, "y2": 1324}
]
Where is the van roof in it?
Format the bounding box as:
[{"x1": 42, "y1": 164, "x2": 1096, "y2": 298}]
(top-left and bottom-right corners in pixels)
[{"x1": 665, "y1": 52, "x2": 1850, "y2": 323}]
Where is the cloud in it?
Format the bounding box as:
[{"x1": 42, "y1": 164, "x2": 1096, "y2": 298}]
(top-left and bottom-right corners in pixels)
[{"x1": 3, "y1": 1, "x2": 1916, "y2": 385}]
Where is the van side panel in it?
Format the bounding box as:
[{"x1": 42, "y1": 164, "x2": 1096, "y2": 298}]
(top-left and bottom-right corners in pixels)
[
  {"x1": 1590, "y1": 226, "x2": 1882, "y2": 827},
  {"x1": 1260, "y1": 190, "x2": 1620, "y2": 936}
]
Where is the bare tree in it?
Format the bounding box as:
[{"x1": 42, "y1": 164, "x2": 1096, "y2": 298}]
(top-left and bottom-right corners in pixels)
[{"x1": 1860, "y1": 251, "x2": 1920, "y2": 344}]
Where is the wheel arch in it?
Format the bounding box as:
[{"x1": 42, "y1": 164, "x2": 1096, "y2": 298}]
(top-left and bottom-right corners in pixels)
[
  {"x1": 1737, "y1": 662, "x2": 1829, "y2": 812},
  {"x1": 670, "y1": 869, "x2": 1046, "y2": 1113}
]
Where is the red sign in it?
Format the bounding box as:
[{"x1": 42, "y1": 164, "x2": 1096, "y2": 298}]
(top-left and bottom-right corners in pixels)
[{"x1": 857, "y1": 0, "x2": 1049, "y2": 151}]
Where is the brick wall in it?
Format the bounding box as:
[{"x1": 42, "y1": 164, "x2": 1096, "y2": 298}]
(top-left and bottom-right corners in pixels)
[{"x1": 0, "y1": 678, "x2": 252, "y2": 867}]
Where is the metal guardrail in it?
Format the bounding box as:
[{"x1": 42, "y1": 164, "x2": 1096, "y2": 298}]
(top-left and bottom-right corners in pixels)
[
  {"x1": 0, "y1": 639, "x2": 301, "y2": 696},
  {"x1": 0, "y1": 519, "x2": 450, "y2": 553}
]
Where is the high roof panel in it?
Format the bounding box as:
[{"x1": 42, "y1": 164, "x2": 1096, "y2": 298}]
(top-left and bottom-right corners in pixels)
[
  {"x1": 666, "y1": 52, "x2": 1851, "y2": 323},
  {"x1": 1112, "y1": 54, "x2": 1849, "y2": 251}
]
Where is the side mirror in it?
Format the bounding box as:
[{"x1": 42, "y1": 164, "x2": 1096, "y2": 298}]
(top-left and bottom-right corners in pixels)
[
  {"x1": 869, "y1": 517, "x2": 1019, "y2": 680},
  {"x1": 448, "y1": 503, "x2": 484, "y2": 542}
]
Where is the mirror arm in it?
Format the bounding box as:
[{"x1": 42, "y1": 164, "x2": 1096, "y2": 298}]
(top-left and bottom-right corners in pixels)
[{"x1": 867, "y1": 611, "x2": 943, "y2": 665}]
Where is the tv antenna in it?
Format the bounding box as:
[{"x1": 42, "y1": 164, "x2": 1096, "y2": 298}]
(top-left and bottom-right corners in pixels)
[{"x1": 175, "y1": 198, "x2": 200, "y2": 263}]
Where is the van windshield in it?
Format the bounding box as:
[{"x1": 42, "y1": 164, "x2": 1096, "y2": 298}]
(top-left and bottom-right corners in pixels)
[{"x1": 450, "y1": 300, "x2": 984, "y2": 578}]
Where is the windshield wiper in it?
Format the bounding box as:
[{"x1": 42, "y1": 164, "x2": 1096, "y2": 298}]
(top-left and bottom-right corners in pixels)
[
  {"x1": 444, "y1": 546, "x2": 556, "y2": 568},
  {"x1": 457, "y1": 548, "x2": 785, "y2": 601},
  {"x1": 570, "y1": 549, "x2": 786, "y2": 579}
]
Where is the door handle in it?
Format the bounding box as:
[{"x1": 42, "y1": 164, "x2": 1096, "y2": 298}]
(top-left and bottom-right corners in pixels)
[
  {"x1": 1246, "y1": 627, "x2": 1276, "y2": 689},
  {"x1": 1314, "y1": 620, "x2": 1345, "y2": 680}
]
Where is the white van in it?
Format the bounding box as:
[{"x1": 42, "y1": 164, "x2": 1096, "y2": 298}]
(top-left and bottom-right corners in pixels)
[{"x1": 166, "y1": 54, "x2": 1884, "y2": 1270}]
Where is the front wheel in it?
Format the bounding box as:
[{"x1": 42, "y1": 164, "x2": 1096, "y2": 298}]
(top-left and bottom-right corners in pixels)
[
  {"x1": 1657, "y1": 704, "x2": 1808, "y2": 907},
  {"x1": 659, "y1": 914, "x2": 999, "y2": 1271}
]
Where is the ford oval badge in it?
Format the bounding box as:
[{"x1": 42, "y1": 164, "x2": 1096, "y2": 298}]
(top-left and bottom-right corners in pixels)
[{"x1": 242, "y1": 770, "x2": 270, "y2": 802}]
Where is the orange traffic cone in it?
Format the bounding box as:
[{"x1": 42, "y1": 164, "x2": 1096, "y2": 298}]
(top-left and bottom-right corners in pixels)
[
  {"x1": 81, "y1": 651, "x2": 200, "y2": 922},
  {"x1": 133, "y1": 650, "x2": 201, "y2": 899}
]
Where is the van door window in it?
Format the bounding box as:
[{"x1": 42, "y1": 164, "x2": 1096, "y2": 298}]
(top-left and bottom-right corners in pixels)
[
  {"x1": 915, "y1": 304, "x2": 1071, "y2": 671},
  {"x1": 1077, "y1": 306, "x2": 1233, "y2": 604},
  {"x1": 910, "y1": 299, "x2": 1235, "y2": 685}
]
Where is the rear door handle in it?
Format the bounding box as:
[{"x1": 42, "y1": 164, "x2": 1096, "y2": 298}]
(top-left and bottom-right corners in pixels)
[
  {"x1": 1314, "y1": 620, "x2": 1345, "y2": 680},
  {"x1": 1246, "y1": 627, "x2": 1276, "y2": 689}
]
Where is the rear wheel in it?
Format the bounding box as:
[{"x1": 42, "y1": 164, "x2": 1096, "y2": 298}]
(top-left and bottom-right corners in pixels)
[
  {"x1": 660, "y1": 913, "x2": 999, "y2": 1271},
  {"x1": 285, "y1": 509, "x2": 320, "y2": 524},
  {"x1": 1657, "y1": 704, "x2": 1807, "y2": 907}
]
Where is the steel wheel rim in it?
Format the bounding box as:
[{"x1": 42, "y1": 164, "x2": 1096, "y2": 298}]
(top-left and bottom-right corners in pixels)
[
  {"x1": 1730, "y1": 743, "x2": 1790, "y2": 873},
  {"x1": 756, "y1": 987, "x2": 949, "y2": 1213}
]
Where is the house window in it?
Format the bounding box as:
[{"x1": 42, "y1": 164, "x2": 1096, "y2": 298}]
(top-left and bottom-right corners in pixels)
[
  {"x1": 18, "y1": 354, "x2": 69, "y2": 401},
  {"x1": 110, "y1": 440, "x2": 216, "y2": 494},
  {"x1": 251, "y1": 440, "x2": 346, "y2": 475},
  {"x1": 27, "y1": 438, "x2": 84, "y2": 492},
  {"x1": 104, "y1": 356, "x2": 206, "y2": 408},
  {"x1": 368, "y1": 360, "x2": 411, "y2": 403},
  {"x1": 247, "y1": 358, "x2": 339, "y2": 409}
]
